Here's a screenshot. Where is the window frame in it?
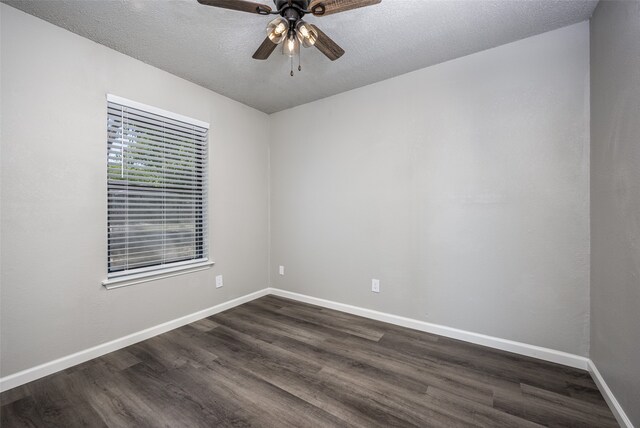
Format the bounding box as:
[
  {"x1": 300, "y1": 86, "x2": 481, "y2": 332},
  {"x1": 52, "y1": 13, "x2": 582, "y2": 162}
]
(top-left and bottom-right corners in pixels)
[{"x1": 102, "y1": 94, "x2": 212, "y2": 289}]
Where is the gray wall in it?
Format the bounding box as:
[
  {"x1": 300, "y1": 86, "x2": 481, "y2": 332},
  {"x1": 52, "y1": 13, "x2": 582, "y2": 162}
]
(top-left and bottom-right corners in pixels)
[
  {"x1": 270, "y1": 23, "x2": 591, "y2": 356},
  {"x1": 0, "y1": 5, "x2": 269, "y2": 377},
  {"x1": 590, "y1": 1, "x2": 640, "y2": 425}
]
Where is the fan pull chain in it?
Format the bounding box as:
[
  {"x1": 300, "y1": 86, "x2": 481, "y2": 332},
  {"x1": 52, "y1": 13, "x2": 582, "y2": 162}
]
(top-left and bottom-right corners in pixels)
[
  {"x1": 298, "y1": 48, "x2": 302, "y2": 72},
  {"x1": 290, "y1": 55, "x2": 294, "y2": 77}
]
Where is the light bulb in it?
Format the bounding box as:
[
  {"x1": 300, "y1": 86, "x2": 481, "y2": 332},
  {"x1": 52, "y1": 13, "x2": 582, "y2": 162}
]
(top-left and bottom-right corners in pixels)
[
  {"x1": 266, "y1": 17, "x2": 288, "y2": 44},
  {"x1": 282, "y1": 33, "x2": 299, "y2": 57},
  {"x1": 274, "y1": 22, "x2": 286, "y2": 35},
  {"x1": 295, "y1": 21, "x2": 318, "y2": 48}
]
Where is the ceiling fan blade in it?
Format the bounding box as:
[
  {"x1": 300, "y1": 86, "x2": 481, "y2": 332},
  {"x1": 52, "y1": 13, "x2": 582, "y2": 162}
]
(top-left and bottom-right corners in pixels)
[
  {"x1": 310, "y1": 25, "x2": 344, "y2": 61},
  {"x1": 197, "y1": 0, "x2": 272, "y2": 15},
  {"x1": 252, "y1": 37, "x2": 278, "y2": 60},
  {"x1": 309, "y1": 0, "x2": 380, "y2": 16}
]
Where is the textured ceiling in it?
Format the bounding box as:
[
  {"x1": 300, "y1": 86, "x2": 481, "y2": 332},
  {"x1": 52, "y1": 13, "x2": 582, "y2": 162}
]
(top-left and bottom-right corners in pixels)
[{"x1": 3, "y1": 0, "x2": 597, "y2": 113}]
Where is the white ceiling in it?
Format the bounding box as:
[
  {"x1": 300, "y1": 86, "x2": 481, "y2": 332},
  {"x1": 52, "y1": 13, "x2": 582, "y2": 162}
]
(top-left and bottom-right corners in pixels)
[{"x1": 3, "y1": 0, "x2": 597, "y2": 113}]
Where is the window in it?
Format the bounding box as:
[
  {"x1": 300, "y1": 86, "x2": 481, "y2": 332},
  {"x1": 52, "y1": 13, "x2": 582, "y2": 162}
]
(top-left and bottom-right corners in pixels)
[{"x1": 104, "y1": 95, "x2": 210, "y2": 287}]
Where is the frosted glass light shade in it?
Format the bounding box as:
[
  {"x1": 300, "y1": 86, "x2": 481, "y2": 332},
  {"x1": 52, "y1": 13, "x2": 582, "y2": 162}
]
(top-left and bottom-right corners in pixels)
[{"x1": 282, "y1": 33, "x2": 300, "y2": 57}]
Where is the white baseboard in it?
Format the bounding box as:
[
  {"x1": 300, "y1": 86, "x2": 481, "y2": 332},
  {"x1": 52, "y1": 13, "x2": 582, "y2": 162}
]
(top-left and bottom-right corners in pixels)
[
  {"x1": 588, "y1": 360, "x2": 635, "y2": 428},
  {"x1": 0, "y1": 288, "x2": 270, "y2": 392},
  {"x1": 267, "y1": 288, "x2": 589, "y2": 370}
]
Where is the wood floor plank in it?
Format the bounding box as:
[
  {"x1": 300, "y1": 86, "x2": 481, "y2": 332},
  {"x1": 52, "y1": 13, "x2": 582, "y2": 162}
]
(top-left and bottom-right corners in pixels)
[
  {"x1": 0, "y1": 296, "x2": 618, "y2": 427},
  {"x1": 212, "y1": 311, "x2": 432, "y2": 395},
  {"x1": 275, "y1": 302, "x2": 386, "y2": 341},
  {"x1": 317, "y1": 366, "x2": 471, "y2": 428},
  {"x1": 250, "y1": 295, "x2": 288, "y2": 311},
  {"x1": 209, "y1": 349, "x2": 398, "y2": 427},
  {"x1": 493, "y1": 384, "x2": 619, "y2": 427},
  {"x1": 96, "y1": 347, "x2": 142, "y2": 371},
  {"x1": 378, "y1": 331, "x2": 588, "y2": 399},
  {"x1": 203, "y1": 324, "x2": 325, "y2": 377},
  {"x1": 0, "y1": 396, "x2": 45, "y2": 428},
  {"x1": 519, "y1": 383, "x2": 618, "y2": 422},
  {"x1": 225, "y1": 304, "x2": 330, "y2": 344},
  {"x1": 438, "y1": 335, "x2": 595, "y2": 386},
  {"x1": 65, "y1": 362, "x2": 163, "y2": 428},
  {"x1": 193, "y1": 358, "x2": 348, "y2": 427},
  {"x1": 209, "y1": 315, "x2": 453, "y2": 427},
  {"x1": 122, "y1": 362, "x2": 225, "y2": 427},
  {"x1": 323, "y1": 334, "x2": 499, "y2": 407},
  {"x1": 424, "y1": 386, "x2": 544, "y2": 428},
  {"x1": 27, "y1": 371, "x2": 108, "y2": 427},
  {"x1": 0, "y1": 384, "x2": 30, "y2": 407},
  {"x1": 230, "y1": 305, "x2": 509, "y2": 407},
  {"x1": 189, "y1": 317, "x2": 220, "y2": 332},
  {"x1": 565, "y1": 380, "x2": 611, "y2": 406},
  {"x1": 246, "y1": 304, "x2": 519, "y2": 406},
  {"x1": 266, "y1": 295, "x2": 441, "y2": 344}
]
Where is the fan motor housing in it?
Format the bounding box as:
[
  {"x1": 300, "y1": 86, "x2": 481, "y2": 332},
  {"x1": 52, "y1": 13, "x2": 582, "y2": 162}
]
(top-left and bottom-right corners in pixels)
[
  {"x1": 275, "y1": 0, "x2": 309, "y2": 11},
  {"x1": 276, "y1": 0, "x2": 309, "y2": 22}
]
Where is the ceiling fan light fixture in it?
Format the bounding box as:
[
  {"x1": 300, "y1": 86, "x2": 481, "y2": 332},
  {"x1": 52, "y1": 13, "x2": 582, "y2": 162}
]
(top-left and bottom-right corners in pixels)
[
  {"x1": 198, "y1": 0, "x2": 383, "y2": 68},
  {"x1": 266, "y1": 17, "x2": 288, "y2": 44},
  {"x1": 295, "y1": 20, "x2": 318, "y2": 47}
]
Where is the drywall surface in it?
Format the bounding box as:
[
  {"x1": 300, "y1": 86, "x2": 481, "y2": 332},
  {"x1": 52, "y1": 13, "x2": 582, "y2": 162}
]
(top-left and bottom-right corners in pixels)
[
  {"x1": 0, "y1": 4, "x2": 269, "y2": 377},
  {"x1": 270, "y1": 23, "x2": 591, "y2": 356},
  {"x1": 590, "y1": 1, "x2": 640, "y2": 425}
]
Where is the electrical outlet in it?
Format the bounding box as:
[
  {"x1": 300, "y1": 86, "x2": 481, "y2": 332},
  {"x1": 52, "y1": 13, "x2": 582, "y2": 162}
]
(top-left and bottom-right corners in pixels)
[
  {"x1": 215, "y1": 275, "x2": 223, "y2": 288},
  {"x1": 371, "y1": 279, "x2": 380, "y2": 293},
  {"x1": 279, "y1": 265, "x2": 285, "y2": 276}
]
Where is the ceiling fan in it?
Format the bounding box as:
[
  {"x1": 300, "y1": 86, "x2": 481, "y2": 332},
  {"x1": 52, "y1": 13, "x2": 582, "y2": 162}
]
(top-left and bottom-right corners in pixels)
[{"x1": 197, "y1": 0, "x2": 381, "y2": 75}]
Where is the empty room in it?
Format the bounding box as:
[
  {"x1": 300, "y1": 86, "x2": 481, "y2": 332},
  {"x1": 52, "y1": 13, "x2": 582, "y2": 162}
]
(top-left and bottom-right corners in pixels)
[{"x1": 0, "y1": 0, "x2": 638, "y2": 426}]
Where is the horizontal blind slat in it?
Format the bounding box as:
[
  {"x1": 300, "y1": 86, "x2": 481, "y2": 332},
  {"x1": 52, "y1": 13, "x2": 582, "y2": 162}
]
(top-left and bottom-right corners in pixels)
[
  {"x1": 107, "y1": 154, "x2": 204, "y2": 173},
  {"x1": 107, "y1": 130, "x2": 206, "y2": 154},
  {"x1": 107, "y1": 123, "x2": 207, "y2": 149},
  {"x1": 107, "y1": 103, "x2": 208, "y2": 134},
  {"x1": 108, "y1": 105, "x2": 208, "y2": 136},
  {"x1": 108, "y1": 233, "x2": 206, "y2": 242},
  {"x1": 108, "y1": 141, "x2": 206, "y2": 160}
]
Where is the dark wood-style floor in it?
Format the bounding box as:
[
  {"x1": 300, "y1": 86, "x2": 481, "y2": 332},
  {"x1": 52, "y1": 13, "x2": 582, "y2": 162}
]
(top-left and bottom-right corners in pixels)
[{"x1": 1, "y1": 295, "x2": 617, "y2": 427}]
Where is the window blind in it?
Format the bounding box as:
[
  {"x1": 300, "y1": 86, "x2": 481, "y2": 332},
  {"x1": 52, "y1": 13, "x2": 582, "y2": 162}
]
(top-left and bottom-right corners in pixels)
[{"x1": 107, "y1": 96, "x2": 208, "y2": 278}]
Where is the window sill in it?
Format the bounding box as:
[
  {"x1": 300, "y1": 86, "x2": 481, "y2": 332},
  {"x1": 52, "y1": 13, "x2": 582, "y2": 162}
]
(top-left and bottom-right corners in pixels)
[{"x1": 102, "y1": 260, "x2": 214, "y2": 290}]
